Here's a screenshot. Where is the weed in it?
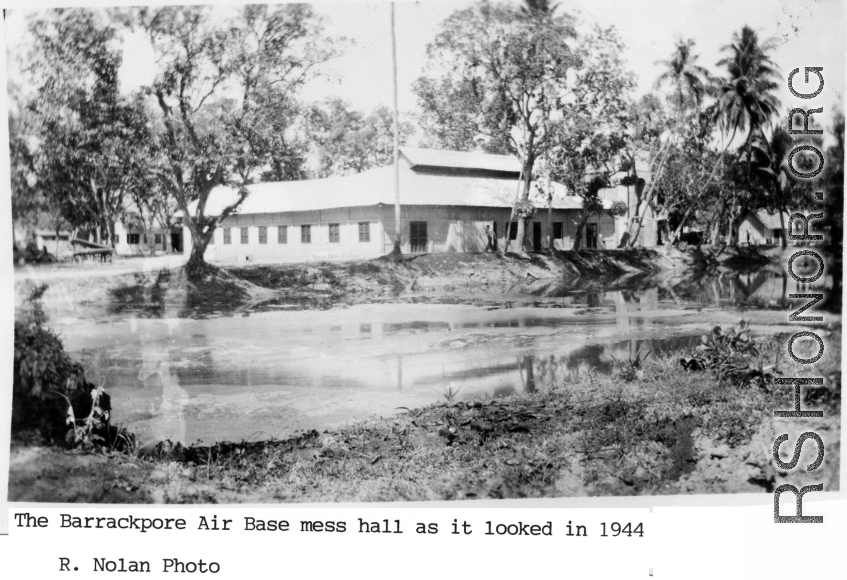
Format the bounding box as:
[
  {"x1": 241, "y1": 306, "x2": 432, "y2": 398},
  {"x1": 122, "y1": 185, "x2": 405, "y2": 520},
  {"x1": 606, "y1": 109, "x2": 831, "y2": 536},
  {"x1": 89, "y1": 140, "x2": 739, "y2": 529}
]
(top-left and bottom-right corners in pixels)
[
  {"x1": 440, "y1": 386, "x2": 461, "y2": 403},
  {"x1": 610, "y1": 348, "x2": 651, "y2": 382}
]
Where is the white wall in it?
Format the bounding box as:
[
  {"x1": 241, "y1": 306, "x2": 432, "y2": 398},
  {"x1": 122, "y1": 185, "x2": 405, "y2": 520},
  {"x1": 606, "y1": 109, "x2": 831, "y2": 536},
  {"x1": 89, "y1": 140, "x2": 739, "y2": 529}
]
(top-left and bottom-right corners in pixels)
[{"x1": 191, "y1": 220, "x2": 384, "y2": 264}]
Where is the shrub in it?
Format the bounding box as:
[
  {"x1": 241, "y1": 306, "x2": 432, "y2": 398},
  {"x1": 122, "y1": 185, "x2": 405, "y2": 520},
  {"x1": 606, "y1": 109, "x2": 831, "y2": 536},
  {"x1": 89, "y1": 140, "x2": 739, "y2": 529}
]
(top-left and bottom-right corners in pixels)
[
  {"x1": 679, "y1": 321, "x2": 773, "y2": 388},
  {"x1": 608, "y1": 201, "x2": 628, "y2": 218},
  {"x1": 512, "y1": 200, "x2": 536, "y2": 220},
  {"x1": 13, "y1": 285, "x2": 128, "y2": 448}
]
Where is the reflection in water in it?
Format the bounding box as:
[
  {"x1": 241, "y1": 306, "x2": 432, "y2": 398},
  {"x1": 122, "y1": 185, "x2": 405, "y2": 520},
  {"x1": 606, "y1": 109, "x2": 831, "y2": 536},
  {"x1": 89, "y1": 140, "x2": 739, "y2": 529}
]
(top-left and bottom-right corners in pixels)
[
  {"x1": 54, "y1": 270, "x2": 832, "y2": 445},
  {"x1": 663, "y1": 270, "x2": 833, "y2": 311}
]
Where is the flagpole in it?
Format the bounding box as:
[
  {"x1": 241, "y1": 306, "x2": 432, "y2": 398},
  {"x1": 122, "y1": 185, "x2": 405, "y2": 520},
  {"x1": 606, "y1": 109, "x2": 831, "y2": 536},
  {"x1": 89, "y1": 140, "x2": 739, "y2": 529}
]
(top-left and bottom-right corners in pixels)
[{"x1": 391, "y1": 2, "x2": 402, "y2": 257}]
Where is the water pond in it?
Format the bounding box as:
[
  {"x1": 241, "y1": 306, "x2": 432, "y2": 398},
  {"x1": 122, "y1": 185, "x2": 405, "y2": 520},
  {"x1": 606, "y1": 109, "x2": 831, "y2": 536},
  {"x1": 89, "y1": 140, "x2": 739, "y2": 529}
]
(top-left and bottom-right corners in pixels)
[{"x1": 49, "y1": 270, "x2": 831, "y2": 445}]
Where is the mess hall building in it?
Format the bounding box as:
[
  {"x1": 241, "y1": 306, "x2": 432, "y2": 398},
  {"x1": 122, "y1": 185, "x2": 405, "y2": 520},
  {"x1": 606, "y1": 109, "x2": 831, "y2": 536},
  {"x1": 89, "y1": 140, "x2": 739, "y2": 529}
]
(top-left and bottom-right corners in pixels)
[{"x1": 186, "y1": 147, "x2": 652, "y2": 264}]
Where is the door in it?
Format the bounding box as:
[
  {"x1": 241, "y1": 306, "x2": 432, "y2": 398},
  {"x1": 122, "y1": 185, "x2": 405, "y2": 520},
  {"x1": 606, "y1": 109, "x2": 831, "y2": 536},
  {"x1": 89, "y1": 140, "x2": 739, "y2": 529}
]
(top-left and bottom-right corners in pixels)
[
  {"x1": 532, "y1": 222, "x2": 542, "y2": 251},
  {"x1": 410, "y1": 221, "x2": 428, "y2": 253},
  {"x1": 586, "y1": 223, "x2": 598, "y2": 249}
]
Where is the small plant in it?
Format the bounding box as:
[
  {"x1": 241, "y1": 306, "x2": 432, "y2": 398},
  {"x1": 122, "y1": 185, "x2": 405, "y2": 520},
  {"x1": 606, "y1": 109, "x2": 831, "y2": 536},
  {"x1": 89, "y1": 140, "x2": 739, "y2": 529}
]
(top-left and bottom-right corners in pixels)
[
  {"x1": 679, "y1": 321, "x2": 773, "y2": 387},
  {"x1": 54, "y1": 382, "x2": 111, "y2": 449},
  {"x1": 610, "y1": 348, "x2": 651, "y2": 382},
  {"x1": 440, "y1": 385, "x2": 461, "y2": 403},
  {"x1": 435, "y1": 365, "x2": 461, "y2": 402}
]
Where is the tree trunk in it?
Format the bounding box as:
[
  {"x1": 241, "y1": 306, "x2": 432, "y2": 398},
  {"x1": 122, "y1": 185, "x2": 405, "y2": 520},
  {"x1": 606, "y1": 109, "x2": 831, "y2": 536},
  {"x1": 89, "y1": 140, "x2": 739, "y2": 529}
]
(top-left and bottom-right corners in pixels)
[
  {"x1": 572, "y1": 210, "x2": 590, "y2": 251},
  {"x1": 515, "y1": 219, "x2": 528, "y2": 253},
  {"x1": 503, "y1": 163, "x2": 526, "y2": 254},
  {"x1": 105, "y1": 220, "x2": 113, "y2": 249},
  {"x1": 670, "y1": 205, "x2": 696, "y2": 244},
  {"x1": 624, "y1": 139, "x2": 672, "y2": 247},
  {"x1": 547, "y1": 197, "x2": 553, "y2": 252},
  {"x1": 185, "y1": 231, "x2": 214, "y2": 279},
  {"x1": 778, "y1": 202, "x2": 787, "y2": 249},
  {"x1": 545, "y1": 158, "x2": 553, "y2": 252},
  {"x1": 661, "y1": 220, "x2": 671, "y2": 246},
  {"x1": 140, "y1": 220, "x2": 154, "y2": 255}
]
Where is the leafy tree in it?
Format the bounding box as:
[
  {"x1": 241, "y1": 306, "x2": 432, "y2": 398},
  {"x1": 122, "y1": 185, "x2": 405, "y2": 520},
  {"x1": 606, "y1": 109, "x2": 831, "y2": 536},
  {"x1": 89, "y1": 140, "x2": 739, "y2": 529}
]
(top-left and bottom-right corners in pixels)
[
  {"x1": 823, "y1": 108, "x2": 844, "y2": 310},
  {"x1": 542, "y1": 26, "x2": 634, "y2": 250},
  {"x1": 129, "y1": 4, "x2": 338, "y2": 277},
  {"x1": 21, "y1": 9, "x2": 145, "y2": 248},
  {"x1": 307, "y1": 98, "x2": 414, "y2": 177},
  {"x1": 414, "y1": 1, "x2": 581, "y2": 252},
  {"x1": 625, "y1": 39, "x2": 710, "y2": 247},
  {"x1": 548, "y1": 113, "x2": 626, "y2": 250}
]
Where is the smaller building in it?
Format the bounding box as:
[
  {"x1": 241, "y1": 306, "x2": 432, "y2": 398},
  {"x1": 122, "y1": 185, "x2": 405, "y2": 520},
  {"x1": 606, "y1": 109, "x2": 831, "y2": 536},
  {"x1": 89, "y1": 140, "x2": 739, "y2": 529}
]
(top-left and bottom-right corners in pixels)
[
  {"x1": 738, "y1": 211, "x2": 791, "y2": 245},
  {"x1": 27, "y1": 230, "x2": 113, "y2": 261},
  {"x1": 113, "y1": 221, "x2": 183, "y2": 257}
]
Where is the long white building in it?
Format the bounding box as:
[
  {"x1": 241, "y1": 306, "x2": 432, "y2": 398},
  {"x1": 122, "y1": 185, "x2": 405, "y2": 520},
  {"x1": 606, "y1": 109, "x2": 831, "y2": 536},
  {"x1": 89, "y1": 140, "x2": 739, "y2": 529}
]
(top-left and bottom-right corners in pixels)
[{"x1": 186, "y1": 147, "x2": 654, "y2": 264}]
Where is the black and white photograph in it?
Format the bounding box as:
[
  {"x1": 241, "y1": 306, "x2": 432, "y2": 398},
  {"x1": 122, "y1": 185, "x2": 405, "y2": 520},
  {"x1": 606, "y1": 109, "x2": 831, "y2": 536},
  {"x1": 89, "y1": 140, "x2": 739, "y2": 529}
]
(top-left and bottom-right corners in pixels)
[{"x1": 4, "y1": 0, "x2": 843, "y2": 505}]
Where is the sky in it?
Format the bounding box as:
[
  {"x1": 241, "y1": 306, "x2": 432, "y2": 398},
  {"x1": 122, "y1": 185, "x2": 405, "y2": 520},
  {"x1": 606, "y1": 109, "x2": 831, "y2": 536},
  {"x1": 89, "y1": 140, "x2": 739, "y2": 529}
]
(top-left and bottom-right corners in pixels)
[{"x1": 3, "y1": 0, "x2": 846, "y2": 145}]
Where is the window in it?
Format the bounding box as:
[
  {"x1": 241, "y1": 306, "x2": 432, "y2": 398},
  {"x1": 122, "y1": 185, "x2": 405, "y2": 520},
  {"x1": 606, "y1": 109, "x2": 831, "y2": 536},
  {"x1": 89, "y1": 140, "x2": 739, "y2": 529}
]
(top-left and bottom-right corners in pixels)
[
  {"x1": 259, "y1": 226, "x2": 267, "y2": 244},
  {"x1": 128, "y1": 233, "x2": 140, "y2": 245},
  {"x1": 410, "y1": 221, "x2": 428, "y2": 253},
  {"x1": 358, "y1": 222, "x2": 370, "y2": 242},
  {"x1": 114, "y1": 235, "x2": 121, "y2": 245},
  {"x1": 278, "y1": 226, "x2": 287, "y2": 244},
  {"x1": 553, "y1": 222, "x2": 563, "y2": 240},
  {"x1": 154, "y1": 233, "x2": 162, "y2": 245},
  {"x1": 240, "y1": 227, "x2": 249, "y2": 244},
  {"x1": 586, "y1": 223, "x2": 598, "y2": 249},
  {"x1": 301, "y1": 225, "x2": 311, "y2": 243},
  {"x1": 223, "y1": 228, "x2": 231, "y2": 244},
  {"x1": 329, "y1": 223, "x2": 340, "y2": 243}
]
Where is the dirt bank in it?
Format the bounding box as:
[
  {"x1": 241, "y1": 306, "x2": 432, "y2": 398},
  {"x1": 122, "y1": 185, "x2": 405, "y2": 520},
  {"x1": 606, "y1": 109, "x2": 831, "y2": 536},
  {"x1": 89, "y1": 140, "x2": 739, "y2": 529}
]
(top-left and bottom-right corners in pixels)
[
  {"x1": 16, "y1": 245, "x2": 785, "y2": 318},
  {"x1": 231, "y1": 248, "x2": 685, "y2": 300}
]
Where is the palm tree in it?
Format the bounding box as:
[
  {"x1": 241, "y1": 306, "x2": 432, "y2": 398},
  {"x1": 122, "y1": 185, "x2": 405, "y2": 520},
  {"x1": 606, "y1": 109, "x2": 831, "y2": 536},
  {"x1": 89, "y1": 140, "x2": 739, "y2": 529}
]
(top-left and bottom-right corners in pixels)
[
  {"x1": 712, "y1": 26, "x2": 781, "y2": 243},
  {"x1": 625, "y1": 39, "x2": 709, "y2": 247},
  {"x1": 755, "y1": 126, "x2": 793, "y2": 248},
  {"x1": 521, "y1": 0, "x2": 557, "y2": 14},
  {"x1": 655, "y1": 38, "x2": 711, "y2": 118},
  {"x1": 714, "y1": 26, "x2": 781, "y2": 169},
  {"x1": 671, "y1": 26, "x2": 781, "y2": 245}
]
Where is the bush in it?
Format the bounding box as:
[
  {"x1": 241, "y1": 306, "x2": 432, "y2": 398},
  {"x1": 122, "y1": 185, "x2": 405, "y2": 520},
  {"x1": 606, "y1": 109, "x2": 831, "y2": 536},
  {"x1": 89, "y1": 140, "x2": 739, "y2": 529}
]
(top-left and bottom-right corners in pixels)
[
  {"x1": 608, "y1": 201, "x2": 628, "y2": 218},
  {"x1": 679, "y1": 321, "x2": 773, "y2": 388},
  {"x1": 512, "y1": 200, "x2": 536, "y2": 220},
  {"x1": 13, "y1": 285, "x2": 127, "y2": 448}
]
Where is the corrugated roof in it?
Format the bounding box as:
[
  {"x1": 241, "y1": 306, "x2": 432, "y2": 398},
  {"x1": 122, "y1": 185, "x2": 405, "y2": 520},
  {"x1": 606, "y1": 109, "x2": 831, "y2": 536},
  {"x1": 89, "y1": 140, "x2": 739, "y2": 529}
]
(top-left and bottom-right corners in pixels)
[
  {"x1": 755, "y1": 210, "x2": 792, "y2": 229},
  {"x1": 400, "y1": 146, "x2": 521, "y2": 173},
  {"x1": 194, "y1": 163, "x2": 589, "y2": 217}
]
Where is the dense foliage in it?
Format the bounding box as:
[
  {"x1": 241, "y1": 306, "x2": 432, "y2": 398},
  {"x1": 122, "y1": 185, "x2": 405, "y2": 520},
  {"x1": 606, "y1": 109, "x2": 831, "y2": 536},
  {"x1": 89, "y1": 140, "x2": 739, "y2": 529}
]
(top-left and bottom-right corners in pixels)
[
  {"x1": 13, "y1": 285, "x2": 124, "y2": 448},
  {"x1": 13, "y1": 285, "x2": 86, "y2": 440}
]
